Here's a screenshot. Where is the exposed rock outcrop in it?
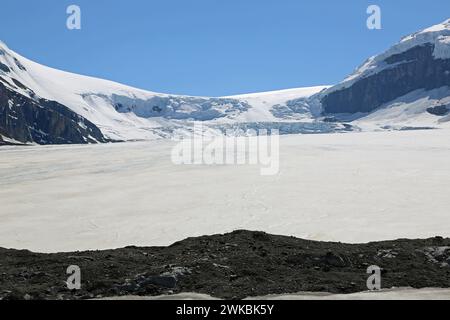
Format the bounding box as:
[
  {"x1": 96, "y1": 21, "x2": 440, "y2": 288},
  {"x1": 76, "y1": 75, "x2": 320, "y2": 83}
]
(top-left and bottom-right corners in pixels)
[
  {"x1": 0, "y1": 82, "x2": 110, "y2": 145},
  {"x1": 321, "y1": 44, "x2": 450, "y2": 114},
  {"x1": 427, "y1": 104, "x2": 450, "y2": 116}
]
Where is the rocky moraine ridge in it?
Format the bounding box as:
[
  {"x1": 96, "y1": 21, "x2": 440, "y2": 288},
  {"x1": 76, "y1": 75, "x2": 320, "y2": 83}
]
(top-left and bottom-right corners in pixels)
[{"x1": 0, "y1": 231, "x2": 449, "y2": 300}]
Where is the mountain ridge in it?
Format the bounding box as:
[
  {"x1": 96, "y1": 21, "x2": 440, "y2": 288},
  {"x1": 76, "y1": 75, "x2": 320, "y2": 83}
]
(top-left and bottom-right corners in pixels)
[{"x1": 1, "y1": 18, "x2": 450, "y2": 144}]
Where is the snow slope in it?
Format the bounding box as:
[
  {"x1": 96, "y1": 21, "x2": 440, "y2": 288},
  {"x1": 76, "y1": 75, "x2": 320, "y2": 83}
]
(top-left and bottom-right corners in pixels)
[
  {"x1": 314, "y1": 18, "x2": 450, "y2": 130},
  {"x1": 0, "y1": 41, "x2": 165, "y2": 141},
  {"x1": 0, "y1": 41, "x2": 327, "y2": 141},
  {"x1": 1, "y1": 19, "x2": 450, "y2": 142},
  {"x1": 354, "y1": 86, "x2": 450, "y2": 131}
]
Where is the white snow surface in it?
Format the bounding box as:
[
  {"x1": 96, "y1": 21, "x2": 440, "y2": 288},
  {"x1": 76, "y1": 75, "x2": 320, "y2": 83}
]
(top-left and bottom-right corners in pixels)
[
  {"x1": 224, "y1": 86, "x2": 329, "y2": 122},
  {"x1": 353, "y1": 86, "x2": 450, "y2": 130},
  {"x1": 102, "y1": 288, "x2": 450, "y2": 300},
  {"x1": 1, "y1": 129, "x2": 450, "y2": 253}
]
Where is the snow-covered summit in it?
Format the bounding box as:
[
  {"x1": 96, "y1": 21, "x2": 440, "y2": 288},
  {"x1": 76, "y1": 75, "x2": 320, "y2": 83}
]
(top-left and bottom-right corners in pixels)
[{"x1": 326, "y1": 18, "x2": 450, "y2": 94}]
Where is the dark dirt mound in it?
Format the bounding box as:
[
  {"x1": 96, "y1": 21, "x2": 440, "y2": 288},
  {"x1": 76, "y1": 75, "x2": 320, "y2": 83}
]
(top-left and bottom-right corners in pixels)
[{"x1": 1, "y1": 230, "x2": 449, "y2": 300}]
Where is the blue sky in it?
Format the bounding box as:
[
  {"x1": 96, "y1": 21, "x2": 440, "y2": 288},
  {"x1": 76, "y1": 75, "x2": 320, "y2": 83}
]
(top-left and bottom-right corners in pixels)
[{"x1": 1, "y1": 0, "x2": 449, "y2": 96}]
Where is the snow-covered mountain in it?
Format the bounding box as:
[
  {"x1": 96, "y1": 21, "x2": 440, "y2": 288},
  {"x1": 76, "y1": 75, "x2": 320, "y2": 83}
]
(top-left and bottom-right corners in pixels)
[
  {"x1": 318, "y1": 18, "x2": 450, "y2": 130},
  {"x1": 1, "y1": 18, "x2": 450, "y2": 145},
  {"x1": 0, "y1": 41, "x2": 332, "y2": 144}
]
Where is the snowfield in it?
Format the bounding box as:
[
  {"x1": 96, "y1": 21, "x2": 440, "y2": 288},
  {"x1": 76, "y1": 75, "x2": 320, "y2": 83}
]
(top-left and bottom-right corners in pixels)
[
  {"x1": 1, "y1": 129, "x2": 450, "y2": 253},
  {"x1": 103, "y1": 288, "x2": 450, "y2": 300}
]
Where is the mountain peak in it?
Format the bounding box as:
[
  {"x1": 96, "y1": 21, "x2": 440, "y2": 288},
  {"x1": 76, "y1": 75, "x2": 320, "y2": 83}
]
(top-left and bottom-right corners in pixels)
[
  {"x1": 320, "y1": 18, "x2": 450, "y2": 119},
  {"x1": 325, "y1": 18, "x2": 450, "y2": 94}
]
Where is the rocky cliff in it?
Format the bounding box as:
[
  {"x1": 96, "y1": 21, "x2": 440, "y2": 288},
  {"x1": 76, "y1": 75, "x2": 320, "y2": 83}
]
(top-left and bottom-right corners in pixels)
[
  {"x1": 0, "y1": 80, "x2": 109, "y2": 145},
  {"x1": 321, "y1": 44, "x2": 450, "y2": 114}
]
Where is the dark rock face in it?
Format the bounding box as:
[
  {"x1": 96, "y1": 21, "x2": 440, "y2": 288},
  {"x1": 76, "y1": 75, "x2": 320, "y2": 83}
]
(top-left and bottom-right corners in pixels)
[
  {"x1": 0, "y1": 62, "x2": 10, "y2": 73},
  {"x1": 427, "y1": 104, "x2": 450, "y2": 116},
  {"x1": 321, "y1": 44, "x2": 450, "y2": 114},
  {"x1": 0, "y1": 230, "x2": 449, "y2": 300},
  {"x1": 0, "y1": 82, "x2": 109, "y2": 145}
]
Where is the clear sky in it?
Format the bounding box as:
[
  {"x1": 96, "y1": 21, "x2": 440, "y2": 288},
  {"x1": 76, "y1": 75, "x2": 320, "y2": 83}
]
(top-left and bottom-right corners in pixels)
[{"x1": 1, "y1": 0, "x2": 449, "y2": 96}]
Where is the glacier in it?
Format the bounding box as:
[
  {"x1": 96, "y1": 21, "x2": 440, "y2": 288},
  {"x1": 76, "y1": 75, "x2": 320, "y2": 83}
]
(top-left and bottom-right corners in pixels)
[{"x1": 1, "y1": 129, "x2": 450, "y2": 253}]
